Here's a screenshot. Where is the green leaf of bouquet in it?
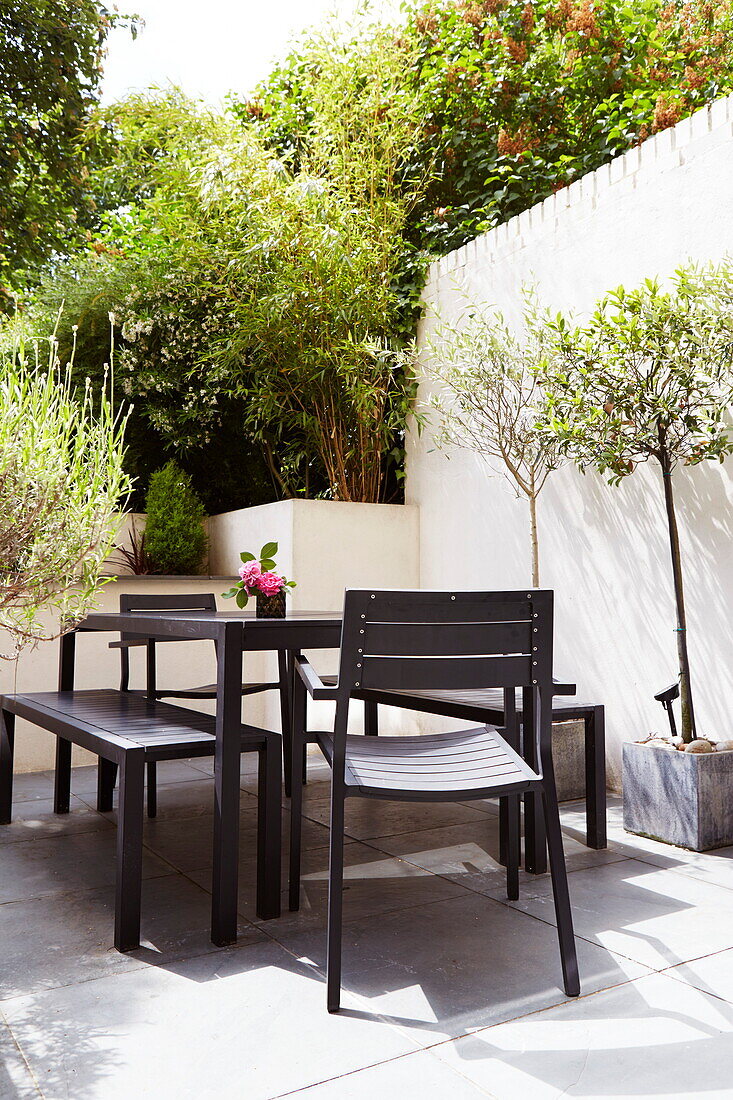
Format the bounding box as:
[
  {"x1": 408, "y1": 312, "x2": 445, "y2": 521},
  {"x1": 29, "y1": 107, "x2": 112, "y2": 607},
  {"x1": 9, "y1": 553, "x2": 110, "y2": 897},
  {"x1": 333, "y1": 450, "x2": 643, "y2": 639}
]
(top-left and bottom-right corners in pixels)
[
  {"x1": 260, "y1": 541, "x2": 278, "y2": 559},
  {"x1": 235, "y1": 589, "x2": 248, "y2": 609},
  {"x1": 240, "y1": 551, "x2": 256, "y2": 563},
  {"x1": 221, "y1": 587, "x2": 239, "y2": 599},
  {"x1": 259, "y1": 558, "x2": 276, "y2": 571}
]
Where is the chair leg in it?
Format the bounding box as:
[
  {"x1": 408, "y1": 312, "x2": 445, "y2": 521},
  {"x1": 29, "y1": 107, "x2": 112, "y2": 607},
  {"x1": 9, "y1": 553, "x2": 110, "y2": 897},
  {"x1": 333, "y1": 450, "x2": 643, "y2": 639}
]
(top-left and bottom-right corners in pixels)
[
  {"x1": 0, "y1": 709, "x2": 15, "y2": 824},
  {"x1": 256, "y1": 738, "x2": 282, "y2": 920},
  {"x1": 146, "y1": 761, "x2": 157, "y2": 819},
  {"x1": 97, "y1": 758, "x2": 118, "y2": 812},
  {"x1": 54, "y1": 737, "x2": 72, "y2": 814},
  {"x1": 326, "y1": 779, "x2": 346, "y2": 1013},
  {"x1": 289, "y1": 676, "x2": 307, "y2": 912},
  {"x1": 115, "y1": 750, "x2": 145, "y2": 952},
  {"x1": 522, "y1": 689, "x2": 547, "y2": 875},
  {"x1": 505, "y1": 794, "x2": 520, "y2": 901},
  {"x1": 543, "y1": 782, "x2": 580, "y2": 996}
]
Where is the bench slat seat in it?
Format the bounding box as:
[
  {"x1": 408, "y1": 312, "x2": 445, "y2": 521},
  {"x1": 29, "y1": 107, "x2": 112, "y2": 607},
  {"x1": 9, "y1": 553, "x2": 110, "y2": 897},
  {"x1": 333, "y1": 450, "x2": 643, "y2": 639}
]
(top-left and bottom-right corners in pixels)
[{"x1": 4, "y1": 690, "x2": 273, "y2": 760}]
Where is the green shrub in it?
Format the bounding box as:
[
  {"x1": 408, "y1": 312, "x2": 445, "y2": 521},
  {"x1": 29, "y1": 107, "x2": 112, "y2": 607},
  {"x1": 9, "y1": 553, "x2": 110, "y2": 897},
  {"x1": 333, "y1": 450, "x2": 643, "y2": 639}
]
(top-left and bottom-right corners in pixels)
[
  {"x1": 144, "y1": 461, "x2": 207, "y2": 575},
  {"x1": 246, "y1": 0, "x2": 733, "y2": 256}
]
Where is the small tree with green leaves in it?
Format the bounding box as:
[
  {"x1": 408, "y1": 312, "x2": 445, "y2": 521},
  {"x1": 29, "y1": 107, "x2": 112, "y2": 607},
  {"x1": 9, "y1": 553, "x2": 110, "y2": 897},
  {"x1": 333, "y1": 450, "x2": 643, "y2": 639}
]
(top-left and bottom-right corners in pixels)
[
  {"x1": 144, "y1": 462, "x2": 207, "y2": 575},
  {"x1": 539, "y1": 263, "x2": 733, "y2": 742},
  {"x1": 428, "y1": 307, "x2": 561, "y2": 586},
  {"x1": 0, "y1": 321, "x2": 130, "y2": 656}
]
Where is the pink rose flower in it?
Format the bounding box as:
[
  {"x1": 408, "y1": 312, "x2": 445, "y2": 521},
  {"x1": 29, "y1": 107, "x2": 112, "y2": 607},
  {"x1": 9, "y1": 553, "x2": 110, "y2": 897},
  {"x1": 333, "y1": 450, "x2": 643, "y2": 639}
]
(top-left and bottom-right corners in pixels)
[
  {"x1": 238, "y1": 561, "x2": 262, "y2": 588},
  {"x1": 256, "y1": 570, "x2": 284, "y2": 596}
]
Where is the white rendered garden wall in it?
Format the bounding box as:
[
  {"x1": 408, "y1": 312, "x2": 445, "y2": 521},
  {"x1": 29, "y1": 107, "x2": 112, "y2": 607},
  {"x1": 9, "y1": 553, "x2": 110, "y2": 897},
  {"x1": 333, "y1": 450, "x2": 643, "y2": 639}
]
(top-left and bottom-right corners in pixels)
[
  {"x1": 407, "y1": 96, "x2": 733, "y2": 788},
  {"x1": 5, "y1": 500, "x2": 419, "y2": 772}
]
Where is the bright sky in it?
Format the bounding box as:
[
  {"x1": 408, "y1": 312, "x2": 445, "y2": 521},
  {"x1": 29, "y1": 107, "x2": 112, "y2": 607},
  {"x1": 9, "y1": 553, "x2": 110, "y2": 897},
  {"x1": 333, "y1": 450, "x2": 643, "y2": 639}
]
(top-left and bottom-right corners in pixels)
[{"x1": 102, "y1": 0, "x2": 404, "y2": 106}]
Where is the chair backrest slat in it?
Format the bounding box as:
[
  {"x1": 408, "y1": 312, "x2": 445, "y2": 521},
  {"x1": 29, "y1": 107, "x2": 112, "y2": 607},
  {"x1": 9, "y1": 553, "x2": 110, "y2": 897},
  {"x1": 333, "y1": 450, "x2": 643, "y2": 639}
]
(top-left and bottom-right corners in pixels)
[
  {"x1": 353, "y1": 592, "x2": 537, "y2": 624},
  {"x1": 360, "y1": 654, "x2": 532, "y2": 691},
  {"x1": 362, "y1": 619, "x2": 531, "y2": 658},
  {"x1": 119, "y1": 592, "x2": 216, "y2": 643}
]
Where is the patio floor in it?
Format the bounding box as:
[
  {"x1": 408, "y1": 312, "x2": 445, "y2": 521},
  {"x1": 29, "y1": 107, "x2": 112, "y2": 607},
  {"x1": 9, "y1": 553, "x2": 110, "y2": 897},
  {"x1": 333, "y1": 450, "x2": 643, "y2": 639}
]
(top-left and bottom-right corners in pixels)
[{"x1": 2, "y1": 757, "x2": 733, "y2": 1099}]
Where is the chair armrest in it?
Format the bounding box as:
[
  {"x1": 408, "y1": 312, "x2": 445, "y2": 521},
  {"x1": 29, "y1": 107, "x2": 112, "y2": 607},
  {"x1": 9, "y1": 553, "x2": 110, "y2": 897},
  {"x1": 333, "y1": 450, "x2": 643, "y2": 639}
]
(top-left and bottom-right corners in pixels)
[
  {"x1": 109, "y1": 639, "x2": 147, "y2": 650},
  {"x1": 295, "y1": 656, "x2": 339, "y2": 700},
  {"x1": 552, "y1": 676, "x2": 577, "y2": 697}
]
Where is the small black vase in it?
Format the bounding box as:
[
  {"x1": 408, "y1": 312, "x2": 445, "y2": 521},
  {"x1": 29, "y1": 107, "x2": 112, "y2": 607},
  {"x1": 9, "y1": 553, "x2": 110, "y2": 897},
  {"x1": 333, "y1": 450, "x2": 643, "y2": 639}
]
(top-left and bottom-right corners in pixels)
[{"x1": 256, "y1": 591, "x2": 286, "y2": 618}]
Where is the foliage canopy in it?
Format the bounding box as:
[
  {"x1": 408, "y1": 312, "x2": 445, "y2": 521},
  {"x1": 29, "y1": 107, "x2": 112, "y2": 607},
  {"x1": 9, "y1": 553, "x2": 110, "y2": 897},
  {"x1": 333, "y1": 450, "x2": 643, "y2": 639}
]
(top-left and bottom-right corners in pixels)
[
  {"x1": 246, "y1": 0, "x2": 733, "y2": 254},
  {"x1": 0, "y1": 1, "x2": 137, "y2": 302}
]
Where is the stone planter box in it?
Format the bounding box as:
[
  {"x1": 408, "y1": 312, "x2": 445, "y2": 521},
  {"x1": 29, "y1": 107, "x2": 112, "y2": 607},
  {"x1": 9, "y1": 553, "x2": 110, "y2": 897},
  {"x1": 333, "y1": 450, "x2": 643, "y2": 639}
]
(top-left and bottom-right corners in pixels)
[
  {"x1": 553, "y1": 720, "x2": 586, "y2": 802},
  {"x1": 623, "y1": 740, "x2": 733, "y2": 851}
]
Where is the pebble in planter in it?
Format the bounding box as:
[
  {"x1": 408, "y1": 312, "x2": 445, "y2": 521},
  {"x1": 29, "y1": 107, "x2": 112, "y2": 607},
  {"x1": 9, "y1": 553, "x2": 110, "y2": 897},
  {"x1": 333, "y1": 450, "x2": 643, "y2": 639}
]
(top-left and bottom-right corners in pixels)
[{"x1": 221, "y1": 542, "x2": 296, "y2": 618}]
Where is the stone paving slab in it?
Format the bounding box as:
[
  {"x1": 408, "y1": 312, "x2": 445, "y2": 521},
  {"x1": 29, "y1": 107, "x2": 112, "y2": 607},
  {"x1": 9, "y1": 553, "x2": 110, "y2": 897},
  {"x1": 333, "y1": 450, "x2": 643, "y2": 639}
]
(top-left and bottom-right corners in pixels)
[
  {"x1": 427, "y1": 970, "x2": 733, "y2": 1099},
  {"x1": 2, "y1": 767, "x2": 733, "y2": 1099}
]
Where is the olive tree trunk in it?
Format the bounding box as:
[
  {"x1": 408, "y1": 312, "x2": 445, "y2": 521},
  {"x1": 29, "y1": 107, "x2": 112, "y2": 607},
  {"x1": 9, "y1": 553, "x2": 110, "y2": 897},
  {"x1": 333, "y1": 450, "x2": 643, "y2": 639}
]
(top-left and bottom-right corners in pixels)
[
  {"x1": 528, "y1": 480, "x2": 540, "y2": 588},
  {"x1": 657, "y1": 436, "x2": 697, "y2": 742}
]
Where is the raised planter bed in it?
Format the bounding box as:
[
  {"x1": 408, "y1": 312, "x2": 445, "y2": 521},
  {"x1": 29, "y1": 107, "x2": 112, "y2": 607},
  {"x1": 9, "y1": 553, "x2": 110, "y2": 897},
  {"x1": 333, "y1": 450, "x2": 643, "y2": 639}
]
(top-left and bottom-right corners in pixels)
[{"x1": 623, "y1": 740, "x2": 733, "y2": 851}]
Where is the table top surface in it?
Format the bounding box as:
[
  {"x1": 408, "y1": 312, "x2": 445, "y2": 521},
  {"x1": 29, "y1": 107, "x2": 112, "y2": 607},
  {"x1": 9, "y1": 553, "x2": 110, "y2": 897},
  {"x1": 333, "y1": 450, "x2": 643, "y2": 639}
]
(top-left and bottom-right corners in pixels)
[{"x1": 80, "y1": 609, "x2": 341, "y2": 630}]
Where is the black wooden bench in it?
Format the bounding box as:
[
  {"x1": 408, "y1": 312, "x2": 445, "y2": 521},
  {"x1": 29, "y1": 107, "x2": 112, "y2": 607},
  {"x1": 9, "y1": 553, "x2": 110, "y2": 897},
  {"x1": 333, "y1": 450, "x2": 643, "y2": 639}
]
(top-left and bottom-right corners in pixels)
[{"x1": 0, "y1": 689, "x2": 281, "y2": 951}]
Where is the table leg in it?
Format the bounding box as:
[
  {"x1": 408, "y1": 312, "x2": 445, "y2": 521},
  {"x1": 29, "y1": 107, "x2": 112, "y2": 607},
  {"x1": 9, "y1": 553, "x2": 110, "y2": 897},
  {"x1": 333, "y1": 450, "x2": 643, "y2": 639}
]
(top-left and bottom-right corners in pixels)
[
  {"x1": 279, "y1": 650, "x2": 294, "y2": 797},
  {"x1": 55, "y1": 631, "x2": 76, "y2": 815},
  {"x1": 523, "y1": 686, "x2": 547, "y2": 875},
  {"x1": 211, "y1": 621, "x2": 244, "y2": 947},
  {"x1": 364, "y1": 700, "x2": 378, "y2": 736},
  {"x1": 585, "y1": 706, "x2": 607, "y2": 849}
]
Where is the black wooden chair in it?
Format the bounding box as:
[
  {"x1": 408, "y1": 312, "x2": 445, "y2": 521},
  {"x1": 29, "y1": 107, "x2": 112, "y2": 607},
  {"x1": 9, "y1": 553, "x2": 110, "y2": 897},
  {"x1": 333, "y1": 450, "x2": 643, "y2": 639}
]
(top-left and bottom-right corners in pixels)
[
  {"x1": 98, "y1": 591, "x2": 280, "y2": 818},
  {"x1": 289, "y1": 589, "x2": 580, "y2": 1013}
]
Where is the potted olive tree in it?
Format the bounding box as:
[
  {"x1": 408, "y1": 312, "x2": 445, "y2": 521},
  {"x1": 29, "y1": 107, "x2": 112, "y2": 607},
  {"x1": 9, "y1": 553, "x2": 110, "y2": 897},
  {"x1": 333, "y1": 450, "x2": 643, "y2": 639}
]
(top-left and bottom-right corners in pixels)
[
  {"x1": 427, "y1": 306, "x2": 591, "y2": 801},
  {"x1": 0, "y1": 323, "x2": 130, "y2": 659},
  {"x1": 540, "y1": 262, "x2": 733, "y2": 849},
  {"x1": 427, "y1": 305, "x2": 562, "y2": 587}
]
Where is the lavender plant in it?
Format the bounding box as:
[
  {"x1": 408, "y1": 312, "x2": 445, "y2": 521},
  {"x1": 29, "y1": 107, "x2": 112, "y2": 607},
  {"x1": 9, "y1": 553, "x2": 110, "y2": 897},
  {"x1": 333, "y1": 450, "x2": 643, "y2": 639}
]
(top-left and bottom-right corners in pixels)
[{"x1": 0, "y1": 321, "x2": 131, "y2": 656}]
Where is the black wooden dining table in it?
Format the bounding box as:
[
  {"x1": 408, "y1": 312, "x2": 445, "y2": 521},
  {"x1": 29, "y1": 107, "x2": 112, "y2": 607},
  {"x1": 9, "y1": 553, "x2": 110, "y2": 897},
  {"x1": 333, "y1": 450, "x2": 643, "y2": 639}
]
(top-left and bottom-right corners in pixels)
[{"x1": 74, "y1": 609, "x2": 343, "y2": 946}]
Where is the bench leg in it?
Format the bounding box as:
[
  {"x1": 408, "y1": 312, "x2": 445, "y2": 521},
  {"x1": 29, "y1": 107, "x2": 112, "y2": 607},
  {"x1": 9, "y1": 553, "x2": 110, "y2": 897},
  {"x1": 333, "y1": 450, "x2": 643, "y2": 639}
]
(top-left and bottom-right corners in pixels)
[
  {"x1": 585, "y1": 707, "x2": 607, "y2": 849},
  {"x1": 115, "y1": 751, "x2": 145, "y2": 952},
  {"x1": 505, "y1": 794, "x2": 520, "y2": 900},
  {"x1": 97, "y1": 758, "x2": 117, "y2": 813},
  {"x1": 256, "y1": 738, "x2": 282, "y2": 920},
  {"x1": 0, "y1": 709, "x2": 15, "y2": 824},
  {"x1": 146, "y1": 761, "x2": 157, "y2": 819},
  {"x1": 54, "y1": 737, "x2": 72, "y2": 814}
]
